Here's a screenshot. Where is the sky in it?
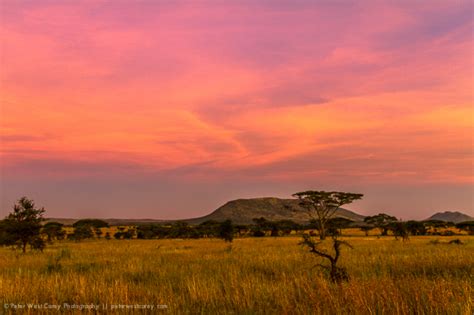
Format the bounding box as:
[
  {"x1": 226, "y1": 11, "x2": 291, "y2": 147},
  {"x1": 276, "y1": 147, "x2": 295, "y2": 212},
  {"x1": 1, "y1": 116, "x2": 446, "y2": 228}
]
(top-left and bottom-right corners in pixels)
[{"x1": 0, "y1": 0, "x2": 473, "y2": 220}]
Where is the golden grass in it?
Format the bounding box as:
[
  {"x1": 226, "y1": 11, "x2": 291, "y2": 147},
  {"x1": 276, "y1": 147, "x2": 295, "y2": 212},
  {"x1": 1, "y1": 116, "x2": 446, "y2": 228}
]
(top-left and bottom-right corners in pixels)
[{"x1": 0, "y1": 236, "x2": 472, "y2": 314}]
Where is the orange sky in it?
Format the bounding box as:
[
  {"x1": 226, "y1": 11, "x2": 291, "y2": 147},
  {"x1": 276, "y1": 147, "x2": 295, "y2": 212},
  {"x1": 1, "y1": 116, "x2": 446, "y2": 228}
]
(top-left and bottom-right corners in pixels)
[{"x1": 1, "y1": 1, "x2": 473, "y2": 219}]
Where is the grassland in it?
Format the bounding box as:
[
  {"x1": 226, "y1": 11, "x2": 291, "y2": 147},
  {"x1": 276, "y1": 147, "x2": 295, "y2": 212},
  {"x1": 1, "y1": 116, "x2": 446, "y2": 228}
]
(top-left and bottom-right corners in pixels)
[{"x1": 0, "y1": 235, "x2": 472, "y2": 314}]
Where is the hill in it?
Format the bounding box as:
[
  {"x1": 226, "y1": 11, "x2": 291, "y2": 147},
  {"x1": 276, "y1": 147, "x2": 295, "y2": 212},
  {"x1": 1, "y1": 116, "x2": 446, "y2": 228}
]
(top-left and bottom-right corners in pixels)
[
  {"x1": 425, "y1": 211, "x2": 473, "y2": 223},
  {"x1": 46, "y1": 197, "x2": 365, "y2": 226},
  {"x1": 185, "y1": 197, "x2": 365, "y2": 224},
  {"x1": 45, "y1": 218, "x2": 167, "y2": 226}
]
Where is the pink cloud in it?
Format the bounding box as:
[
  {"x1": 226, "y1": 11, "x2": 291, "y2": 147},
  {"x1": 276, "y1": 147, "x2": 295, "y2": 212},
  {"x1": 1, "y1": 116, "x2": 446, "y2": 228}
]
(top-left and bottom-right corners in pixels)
[{"x1": 1, "y1": 0, "x2": 472, "y2": 218}]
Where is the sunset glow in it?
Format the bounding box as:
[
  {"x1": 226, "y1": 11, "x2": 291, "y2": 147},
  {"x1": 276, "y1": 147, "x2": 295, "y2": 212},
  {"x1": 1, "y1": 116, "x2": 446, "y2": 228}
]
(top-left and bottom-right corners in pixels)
[{"x1": 1, "y1": 1, "x2": 473, "y2": 219}]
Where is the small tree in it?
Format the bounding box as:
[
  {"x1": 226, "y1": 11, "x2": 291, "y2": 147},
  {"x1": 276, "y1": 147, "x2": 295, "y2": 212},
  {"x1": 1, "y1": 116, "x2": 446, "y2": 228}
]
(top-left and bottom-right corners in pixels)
[
  {"x1": 405, "y1": 221, "x2": 427, "y2": 236},
  {"x1": 300, "y1": 234, "x2": 352, "y2": 283},
  {"x1": 364, "y1": 213, "x2": 397, "y2": 236},
  {"x1": 252, "y1": 217, "x2": 269, "y2": 237},
  {"x1": 197, "y1": 220, "x2": 220, "y2": 238},
  {"x1": 30, "y1": 236, "x2": 46, "y2": 252},
  {"x1": 169, "y1": 222, "x2": 193, "y2": 238},
  {"x1": 0, "y1": 220, "x2": 12, "y2": 246},
  {"x1": 234, "y1": 224, "x2": 249, "y2": 237},
  {"x1": 390, "y1": 222, "x2": 409, "y2": 241},
  {"x1": 359, "y1": 225, "x2": 373, "y2": 236},
  {"x1": 218, "y1": 220, "x2": 234, "y2": 243},
  {"x1": 275, "y1": 220, "x2": 301, "y2": 236},
  {"x1": 42, "y1": 222, "x2": 66, "y2": 242},
  {"x1": 1, "y1": 197, "x2": 46, "y2": 253},
  {"x1": 94, "y1": 228, "x2": 103, "y2": 239},
  {"x1": 268, "y1": 222, "x2": 280, "y2": 237},
  {"x1": 293, "y1": 191, "x2": 363, "y2": 240},
  {"x1": 123, "y1": 229, "x2": 135, "y2": 239},
  {"x1": 70, "y1": 225, "x2": 94, "y2": 241},
  {"x1": 456, "y1": 221, "x2": 474, "y2": 235},
  {"x1": 326, "y1": 217, "x2": 354, "y2": 236},
  {"x1": 252, "y1": 229, "x2": 265, "y2": 237}
]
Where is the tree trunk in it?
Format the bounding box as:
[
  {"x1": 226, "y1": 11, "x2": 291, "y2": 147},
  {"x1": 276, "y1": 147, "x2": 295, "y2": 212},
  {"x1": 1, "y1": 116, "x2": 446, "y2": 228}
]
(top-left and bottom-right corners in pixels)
[
  {"x1": 319, "y1": 221, "x2": 326, "y2": 240},
  {"x1": 22, "y1": 241, "x2": 27, "y2": 253}
]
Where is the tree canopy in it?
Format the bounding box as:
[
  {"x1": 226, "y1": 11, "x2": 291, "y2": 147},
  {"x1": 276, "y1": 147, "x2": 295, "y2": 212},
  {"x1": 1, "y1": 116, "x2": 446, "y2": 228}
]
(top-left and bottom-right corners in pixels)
[
  {"x1": 42, "y1": 222, "x2": 66, "y2": 242},
  {"x1": 218, "y1": 220, "x2": 234, "y2": 243},
  {"x1": 364, "y1": 213, "x2": 398, "y2": 236},
  {"x1": 456, "y1": 221, "x2": 474, "y2": 235},
  {"x1": 293, "y1": 191, "x2": 363, "y2": 240},
  {"x1": 0, "y1": 197, "x2": 46, "y2": 252}
]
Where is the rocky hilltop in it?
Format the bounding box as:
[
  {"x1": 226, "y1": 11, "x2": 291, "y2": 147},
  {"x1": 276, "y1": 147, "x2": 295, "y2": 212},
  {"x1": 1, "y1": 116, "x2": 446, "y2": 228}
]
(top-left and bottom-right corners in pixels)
[{"x1": 185, "y1": 197, "x2": 365, "y2": 224}]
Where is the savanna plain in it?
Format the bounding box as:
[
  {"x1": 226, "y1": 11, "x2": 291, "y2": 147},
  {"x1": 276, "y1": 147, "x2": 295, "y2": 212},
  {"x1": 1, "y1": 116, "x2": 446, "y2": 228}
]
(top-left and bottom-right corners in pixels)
[{"x1": 1, "y1": 233, "x2": 472, "y2": 314}]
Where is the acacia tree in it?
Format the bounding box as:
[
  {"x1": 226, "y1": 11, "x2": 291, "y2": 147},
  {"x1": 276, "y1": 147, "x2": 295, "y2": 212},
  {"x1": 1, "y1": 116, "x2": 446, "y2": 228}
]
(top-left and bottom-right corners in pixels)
[
  {"x1": 364, "y1": 213, "x2": 397, "y2": 236},
  {"x1": 42, "y1": 222, "x2": 66, "y2": 243},
  {"x1": 293, "y1": 191, "x2": 363, "y2": 240},
  {"x1": 1, "y1": 197, "x2": 46, "y2": 252},
  {"x1": 390, "y1": 222, "x2": 409, "y2": 241},
  {"x1": 70, "y1": 225, "x2": 94, "y2": 241},
  {"x1": 405, "y1": 221, "x2": 427, "y2": 236}
]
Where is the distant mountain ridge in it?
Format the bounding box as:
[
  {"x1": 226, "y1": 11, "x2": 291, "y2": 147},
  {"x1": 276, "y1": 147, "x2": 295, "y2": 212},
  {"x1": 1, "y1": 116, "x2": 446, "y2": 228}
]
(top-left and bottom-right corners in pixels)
[
  {"x1": 45, "y1": 218, "x2": 167, "y2": 226},
  {"x1": 46, "y1": 198, "x2": 473, "y2": 226},
  {"x1": 46, "y1": 197, "x2": 365, "y2": 225},
  {"x1": 425, "y1": 211, "x2": 473, "y2": 223}
]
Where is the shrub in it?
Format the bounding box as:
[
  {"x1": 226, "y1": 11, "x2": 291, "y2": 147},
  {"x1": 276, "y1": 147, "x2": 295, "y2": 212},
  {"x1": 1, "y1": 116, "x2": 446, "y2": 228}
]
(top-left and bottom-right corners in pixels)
[
  {"x1": 218, "y1": 220, "x2": 234, "y2": 243},
  {"x1": 252, "y1": 229, "x2": 265, "y2": 237}
]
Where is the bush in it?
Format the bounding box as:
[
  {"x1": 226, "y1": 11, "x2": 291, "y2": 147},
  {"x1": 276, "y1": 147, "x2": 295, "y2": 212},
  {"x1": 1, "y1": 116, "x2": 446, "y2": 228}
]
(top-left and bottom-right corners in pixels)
[
  {"x1": 30, "y1": 237, "x2": 46, "y2": 252},
  {"x1": 69, "y1": 225, "x2": 94, "y2": 241},
  {"x1": 441, "y1": 230, "x2": 455, "y2": 236},
  {"x1": 253, "y1": 230, "x2": 265, "y2": 237},
  {"x1": 456, "y1": 221, "x2": 474, "y2": 235},
  {"x1": 218, "y1": 220, "x2": 234, "y2": 243}
]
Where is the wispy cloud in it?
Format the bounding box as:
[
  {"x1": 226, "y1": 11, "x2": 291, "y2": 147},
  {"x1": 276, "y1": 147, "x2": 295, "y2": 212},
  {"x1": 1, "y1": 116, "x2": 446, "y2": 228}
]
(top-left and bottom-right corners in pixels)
[{"x1": 1, "y1": 0, "x2": 472, "y2": 218}]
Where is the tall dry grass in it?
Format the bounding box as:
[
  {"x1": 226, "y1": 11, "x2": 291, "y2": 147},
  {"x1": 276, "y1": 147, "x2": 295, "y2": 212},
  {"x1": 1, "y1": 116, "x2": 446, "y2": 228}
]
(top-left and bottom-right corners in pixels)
[{"x1": 0, "y1": 236, "x2": 472, "y2": 314}]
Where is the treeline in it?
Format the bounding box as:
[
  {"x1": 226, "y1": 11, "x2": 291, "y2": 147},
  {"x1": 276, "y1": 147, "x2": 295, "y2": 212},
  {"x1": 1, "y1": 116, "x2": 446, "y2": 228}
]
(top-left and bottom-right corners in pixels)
[
  {"x1": 136, "y1": 218, "x2": 300, "y2": 239},
  {"x1": 58, "y1": 216, "x2": 474, "y2": 241},
  {"x1": 1, "y1": 197, "x2": 473, "y2": 253},
  {"x1": 135, "y1": 217, "x2": 473, "y2": 240},
  {"x1": 360, "y1": 213, "x2": 474, "y2": 239}
]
